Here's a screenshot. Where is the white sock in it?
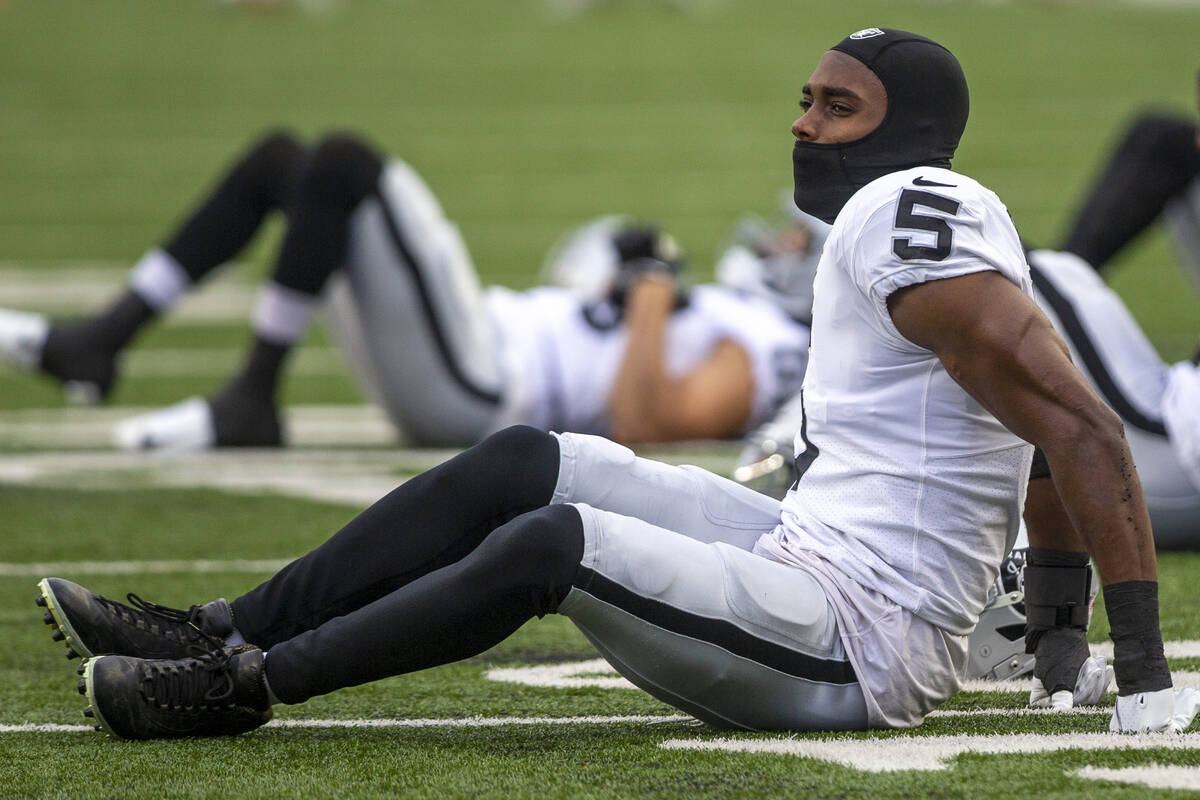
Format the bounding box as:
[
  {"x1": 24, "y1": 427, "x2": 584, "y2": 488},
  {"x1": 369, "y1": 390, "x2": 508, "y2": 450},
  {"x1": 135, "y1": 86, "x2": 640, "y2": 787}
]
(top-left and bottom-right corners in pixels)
[
  {"x1": 252, "y1": 282, "x2": 318, "y2": 345},
  {"x1": 129, "y1": 249, "x2": 191, "y2": 312}
]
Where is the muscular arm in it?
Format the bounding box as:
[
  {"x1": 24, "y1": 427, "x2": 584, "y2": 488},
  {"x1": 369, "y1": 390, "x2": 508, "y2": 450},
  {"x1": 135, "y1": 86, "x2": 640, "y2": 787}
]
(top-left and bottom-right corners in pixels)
[
  {"x1": 887, "y1": 270, "x2": 1156, "y2": 586},
  {"x1": 605, "y1": 278, "x2": 754, "y2": 444}
]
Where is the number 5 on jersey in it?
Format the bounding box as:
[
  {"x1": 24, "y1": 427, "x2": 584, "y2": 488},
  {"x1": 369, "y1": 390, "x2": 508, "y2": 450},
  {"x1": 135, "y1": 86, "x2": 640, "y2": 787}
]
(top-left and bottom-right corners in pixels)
[{"x1": 892, "y1": 189, "x2": 961, "y2": 262}]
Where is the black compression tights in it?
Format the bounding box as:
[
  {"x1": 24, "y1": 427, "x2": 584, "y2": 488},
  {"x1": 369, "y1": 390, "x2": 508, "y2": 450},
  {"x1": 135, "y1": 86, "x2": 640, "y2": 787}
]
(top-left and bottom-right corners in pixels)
[
  {"x1": 229, "y1": 426, "x2": 585, "y2": 702},
  {"x1": 1062, "y1": 112, "x2": 1200, "y2": 270},
  {"x1": 163, "y1": 130, "x2": 307, "y2": 282},
  {"x1": 161, "y1": 130, "x2": 384, "y2": 297}
]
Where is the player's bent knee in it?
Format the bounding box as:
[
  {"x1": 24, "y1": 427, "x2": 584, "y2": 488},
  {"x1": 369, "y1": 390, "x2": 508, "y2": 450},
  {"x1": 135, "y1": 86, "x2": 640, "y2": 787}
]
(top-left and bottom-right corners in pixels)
[
  {"x1": 250, "y1": 129, "x2": 305, "y2": 165},
  {"x1": 302, "y1": 132, "x2": 386, "y2": 208},
  {"x1": 232, "y1": 129, "x2": 307, "y2": 194},
  {"x1": 472, "y1": 425, "x2": 559, "y2": 478},
  {"x1": 1121, "y1": 112, "x2": 1197, "y2": 162},
  {"x1": 470, "y1": 504, "x2": 585, "y2": 617},
  {"x1": 418, "y1": 426, "x2": 560, "y2": 516}
]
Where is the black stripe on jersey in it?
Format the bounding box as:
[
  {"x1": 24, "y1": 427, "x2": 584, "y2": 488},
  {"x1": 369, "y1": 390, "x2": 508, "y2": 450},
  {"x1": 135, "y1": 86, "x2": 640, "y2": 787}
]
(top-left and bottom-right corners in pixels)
[
  {"x1": 574, "y1": 566, "x2": 859, "y2": 685},
  {"x1": 373, "y1": 188, "x2": 503, "y2": 405},
  {"x1": 1028, "y1": 262, "x2": 1167, "y2": 436}
]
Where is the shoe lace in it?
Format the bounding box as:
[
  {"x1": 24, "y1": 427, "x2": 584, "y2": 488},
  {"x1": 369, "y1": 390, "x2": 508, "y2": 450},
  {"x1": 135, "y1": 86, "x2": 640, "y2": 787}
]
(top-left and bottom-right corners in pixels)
[
  {"x1": 97, "y1": 593, "x2": 219, "y2": 648},
  {"x1": 139, "y1": 648, "x2": 237, "y2": 710}
]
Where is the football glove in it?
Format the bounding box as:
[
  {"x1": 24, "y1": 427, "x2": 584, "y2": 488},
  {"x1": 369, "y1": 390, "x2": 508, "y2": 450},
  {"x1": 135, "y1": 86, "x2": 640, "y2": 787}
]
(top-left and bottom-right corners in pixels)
[
  {"x1": 1110, "y1": 687, "x2": 1200, "y2": 733},
  {"x1": 607, "y1": 226, "x2": 688, "y2": 309}
]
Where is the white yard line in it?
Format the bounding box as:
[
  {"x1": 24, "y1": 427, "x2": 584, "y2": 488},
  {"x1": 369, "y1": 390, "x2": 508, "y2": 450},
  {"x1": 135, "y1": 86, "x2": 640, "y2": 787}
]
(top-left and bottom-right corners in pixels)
[
  {"x1": 0, "y1": 263, "x2": 256, "y2": 324},
  {"x1": 0, "y1": 405, "x2": 399, "y2": 450},
  {"x1": 1090, "y1": 640, "x2": 1200, "y2": 660},
  {"x1": 485, "y1": 659, "x2": 1200, "y2": 694},
  {"x1": 1074, "y1": 764, "x2": 1200, "y2": 791},
  {"x1": 927, "y1": 707, "x2": 1110, "y2": 718},
  {"x1": 0, "y1": 714, "x2": 692, "y2": 734},
  {"x1": 959, "y1": 671, "x2": 1200, "y2": 693},
  {"x1": 659, "y1": 732, "x2": 1200, "y2": 773},
  {"x1": 0, "y1": 435, "x2": 439, "y2": 505}
]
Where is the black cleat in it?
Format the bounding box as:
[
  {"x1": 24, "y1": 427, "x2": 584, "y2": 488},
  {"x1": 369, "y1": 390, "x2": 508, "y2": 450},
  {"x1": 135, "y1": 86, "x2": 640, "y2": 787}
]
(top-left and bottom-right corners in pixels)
[
  {"x1": 82, "y1": 646, "x2": 273, "y2": 740},
  {"x1": 36, "y1": 577, "x2": 234, "y2": 660},
  {"x1": 38, "y1": 322, "x2": 120, "y2": 405},
  {"x1": 210, "y1": 391, "x2": 284, "y2": 448}
]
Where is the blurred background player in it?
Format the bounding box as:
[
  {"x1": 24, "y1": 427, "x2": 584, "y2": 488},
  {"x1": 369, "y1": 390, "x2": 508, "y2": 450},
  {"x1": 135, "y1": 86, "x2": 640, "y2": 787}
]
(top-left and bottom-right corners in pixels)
[
  {"x1": 0, "y1": 130, "x2": 812, "y2": 449},
  {"x1": 1061, "y1": 68, "x2": 1200, "y2": 303}
]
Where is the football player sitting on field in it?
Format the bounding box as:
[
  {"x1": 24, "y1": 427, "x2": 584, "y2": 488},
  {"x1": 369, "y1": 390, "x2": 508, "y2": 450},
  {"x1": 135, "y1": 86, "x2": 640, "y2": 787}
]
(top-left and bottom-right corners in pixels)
[
  {"x1": 33, "y1": 28, "x2": 1198, "y2": 739},
  {"x1": 737, "y1": 246, "x2": 1200, "y2": 551},
  {"x1": 0, "y1": 131, "x2": 815, "y2": 450}
]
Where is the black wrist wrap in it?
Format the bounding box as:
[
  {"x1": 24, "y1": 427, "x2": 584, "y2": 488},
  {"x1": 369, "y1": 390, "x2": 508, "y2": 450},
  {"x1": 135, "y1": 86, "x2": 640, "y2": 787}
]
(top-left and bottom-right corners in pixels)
[
  {"x1": 1104, "y1": 580, "x2": 1171, "y2": 696},
  {"x1": 1022, "y1": 549, "x2": 1091, "y2": 655}
]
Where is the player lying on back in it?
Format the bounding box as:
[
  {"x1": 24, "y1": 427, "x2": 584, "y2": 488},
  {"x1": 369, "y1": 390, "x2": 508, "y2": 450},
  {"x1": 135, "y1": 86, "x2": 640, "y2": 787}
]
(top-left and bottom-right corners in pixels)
[
  {"x1": 33, "y1": 28, "x2": 1198, "y2": 738},
  {"x1": 0, "y1": 133, "x2": 811, "y2": 449}
]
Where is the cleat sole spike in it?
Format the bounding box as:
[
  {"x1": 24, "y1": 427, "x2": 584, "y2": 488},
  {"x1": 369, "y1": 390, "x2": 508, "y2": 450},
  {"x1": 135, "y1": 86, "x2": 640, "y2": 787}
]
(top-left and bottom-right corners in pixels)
[
  {"x1": 35, "y1": 594, "x2": 46, "y2": 607},
  {"x1": 77, "y1": 663, "x2": 86, "y2": 676},
  {"x1": 65, "y1": 648, "x2": 78, "y2": 660},
  {"x1": 82, "y1": 707, "x2": 94, "y2": 719},
  {"x1": 52, "y1": 630, "x2": 65, "y2": 642},
  {"x1": 77, "y1": 679, "x2": 87, "y2": 695},
  {"x1": 43, "y1": 611, "x2": 53, "y2": 625}
]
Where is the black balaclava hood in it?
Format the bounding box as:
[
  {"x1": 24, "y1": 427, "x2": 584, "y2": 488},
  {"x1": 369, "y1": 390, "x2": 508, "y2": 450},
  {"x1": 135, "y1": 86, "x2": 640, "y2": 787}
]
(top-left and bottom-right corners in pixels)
[{"x1": 792, "y1": 28, "x2": 970, "y2": 224}]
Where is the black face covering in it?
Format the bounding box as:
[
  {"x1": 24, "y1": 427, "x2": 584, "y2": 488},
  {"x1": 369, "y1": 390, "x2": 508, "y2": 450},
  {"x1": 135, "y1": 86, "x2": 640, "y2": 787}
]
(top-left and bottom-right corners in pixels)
[{"x1": 792, "y1": 28, "x2": 970, "y2": 224}]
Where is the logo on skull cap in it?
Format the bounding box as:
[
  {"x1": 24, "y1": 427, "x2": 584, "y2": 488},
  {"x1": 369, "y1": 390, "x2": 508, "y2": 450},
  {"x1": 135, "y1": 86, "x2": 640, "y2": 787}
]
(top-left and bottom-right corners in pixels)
[{"x1": 849, "y1": 28, "x2": 885, "y2": 39}]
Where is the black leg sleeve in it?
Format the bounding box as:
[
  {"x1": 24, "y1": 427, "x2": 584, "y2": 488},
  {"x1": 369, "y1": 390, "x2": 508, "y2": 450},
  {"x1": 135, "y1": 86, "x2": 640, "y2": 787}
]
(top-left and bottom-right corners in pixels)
[
  {"x1": 269, "y1": 133, "x2": 385, "y2": 297},
  {"x1": 163, "y1": 130, "x2": 308, "y2": 282},
  {"x1": 263, "y1": 504, "x2": 585, "y2": 704},
  {"x1": 1062, "y1": 112, "x2": 1200, "y2": 270},
  {"x1": 231, "y1": 425, "x2": 561, "y2": 648}
]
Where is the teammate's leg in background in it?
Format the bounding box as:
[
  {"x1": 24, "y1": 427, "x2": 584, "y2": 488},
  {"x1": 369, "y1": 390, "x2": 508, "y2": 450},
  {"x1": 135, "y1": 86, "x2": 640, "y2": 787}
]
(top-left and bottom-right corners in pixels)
[
  {"x1": 0, "y1": 131, "x2": 307, "y2": 404},
  {"x1": 114, "y1": 133, "x2": 386, "y2": 449},
  {"x1": 206, "y1": 134, "x2": 385, "y2": 446},
  {"x1": 1061, "y1": 113, "x2": 1200, "y2": 271}
]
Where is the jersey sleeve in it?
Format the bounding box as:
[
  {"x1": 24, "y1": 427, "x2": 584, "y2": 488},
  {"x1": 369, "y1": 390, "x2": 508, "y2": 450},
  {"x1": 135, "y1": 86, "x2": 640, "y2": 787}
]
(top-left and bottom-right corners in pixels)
[{"x1": 841, "y1": 176, "x2": 1031, "y2": 338}]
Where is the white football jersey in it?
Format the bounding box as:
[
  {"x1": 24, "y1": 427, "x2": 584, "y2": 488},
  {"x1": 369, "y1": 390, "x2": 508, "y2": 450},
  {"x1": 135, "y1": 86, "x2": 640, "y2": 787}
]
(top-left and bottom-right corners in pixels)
[
  {"x1": 757, "y1": 167, "x2": 1034, "y2": 725},
  {"x1": 485, "y1": 284, "x2": 810, "y2": 437}
]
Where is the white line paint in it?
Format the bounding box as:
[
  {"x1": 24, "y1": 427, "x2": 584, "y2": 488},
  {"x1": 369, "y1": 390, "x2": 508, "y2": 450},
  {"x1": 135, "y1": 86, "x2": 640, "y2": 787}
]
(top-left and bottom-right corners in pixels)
[
  {"x1": 1090, "y1": 641, "x2": 1200, "y2": 660},
  {"x1": 659, "y1": 732, "x2": 1200, "y2": 773},
  {"x1": 959, "y1": 671, "x2": 1200, "y2": 693},
  {"x1": 486, "y1": 660, "x2": 637, "y2": 690},
  {"x1": 926, "y1": 706, "x2": 1110, "y2": 718},
  {"x1": 485, "y1": 660, "x2": 1200, "y2": 694},
  {"x1": 0, "y1": 714, "x2": 691, "y2": 734},
  {"x1": 268, "y1": 714, "x2": 693, "y2": 729},
  {"x1": 0, "y1": 425, "x2": 459, "y2": 505},
  {"x1": 0, "y1": 405, "x2": 399, "y2": 450},
  {"x1": 0, "y1": 723, "x2": 95, "y2": 733},
  {"x1": 0, "y1": 263, "x2": 255, "y2": 324},
  {"x1": 0, "y1": 414, "x2": 738, "y2": 505},
  {"x1": 1074, "y1": 764, "x2": 1200, "y2": 790}
]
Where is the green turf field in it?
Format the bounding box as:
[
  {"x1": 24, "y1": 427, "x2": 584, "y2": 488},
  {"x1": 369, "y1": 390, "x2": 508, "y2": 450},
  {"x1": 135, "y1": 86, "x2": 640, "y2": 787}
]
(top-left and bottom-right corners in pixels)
[{"x1": 2, "y1": 0, "x2": 1200, "y2": 797}]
